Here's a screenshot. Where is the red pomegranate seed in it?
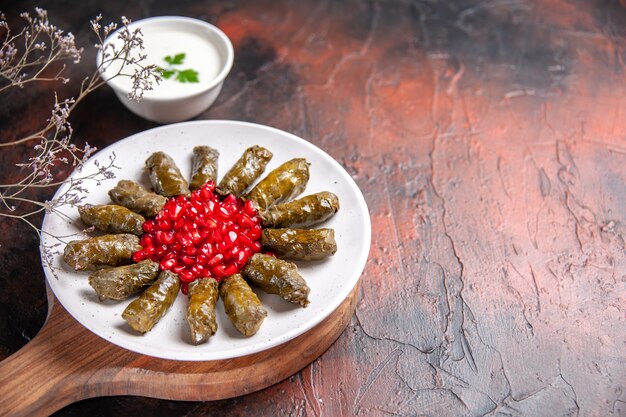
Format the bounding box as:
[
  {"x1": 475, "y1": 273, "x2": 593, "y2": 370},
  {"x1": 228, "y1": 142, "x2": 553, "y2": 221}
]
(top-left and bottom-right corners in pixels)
[
  {"x1": 236, "y1": 249, "x2": 247, "y2": 263},
  {"x1": 203, "y1": 217, "x2": 218, "y2": 229},
  {"x1": 211, "y1": 264, "x2": 226, "y2": 278},
  {"x1": 179, "y1": 234, "x2": 193, "y2": 247},
  {"x1": 199, "y1": 242, "x2": 213, "y2": 257},
  {"x1": 161, "y1": 201, "x2": 174, "y2": 215},
  {"x1": 217, "y1": 206, "x2": 233, "y2": 220},
  {"x1": 216, "y1": 241, "x2": 227, "y2": 253},
  {"x1": 200, "y1": 186, "x2": 213, "y2": 200},
  {"x1": 160, "y1": 258, "x2": 177, "y2": 269},
  {"x1": 155, "y1": 218, "x2": 172, "y2": 231},
  {"x1": 155, "y1": 245, "x2": 168, "y2": 257},
  {"x1": 190, "y1": 230, "x2": 203, "y2": 244},
  {"x1": 133, "y1": 250, "x2": 147, "y2": 263},
  {"x1": 181, "y1": 221, "x2": 194, "y2": 232},
  {"x1": 170, "y1": 203, "x2": 184, "y2": 220},
  {"x1": 248, "y1": 225, "x2": 262, "y2": 240},
  {"x1": 172, "y1": 265, "x2": 185, "y2": 274},
  {"x1": 223, "y1": 194, "x2": 237, "y2": 205},
  {"x1": 174, "y1": 218, "x2": 186, "y2": 231},
  {"x1": 228, "y1": 245, "x2": 241, "y2": 259},
  {"x1": 162, "y1": 232, "x2": 175, "y2": 245},
  {"x1": 155, "y1": 231, "x2": 165, "y2": 245},
  {"x1": 179, "y1": 270, "x2": 195, "y2": 283},
  {"x1": 244, "y1": 199, "x2": 256, "y2": 215},
  {"x1": 209, "y1": 229, "x2": 222, "y2": 243},
  {"x1": 181, "y1": 255, "x2": 195, "y2": 266},
  {"x1": 133, "y1": 187, "x2": 263, "y2": 291},
  {"x1": 140, "y1": 235, "x2": 154, "y2": 247},
  {"x1": 237, "y1": 232, "x2": 253, "y2": 246},
  {"x1": 191, "y1": 264, "x2": 206, "y2": 277},
  {"x1": 196, "y1": 254, "x2": 209, "y2": 265},
  {"x1": 237, "y1": 213, "x2": 255, "y2": 228},
  {"x1": 142, "y1": 221, "x2": 155, "y2": 233},
  {"x1": 223, "y1": 264, "x2": 238, "y2": 276},
  {"x1": 162, "y1": 251, "x2": 176, "y2": 261},
  {"x1": 207, "y1": 253, "x2": 224, "y2": 266}
]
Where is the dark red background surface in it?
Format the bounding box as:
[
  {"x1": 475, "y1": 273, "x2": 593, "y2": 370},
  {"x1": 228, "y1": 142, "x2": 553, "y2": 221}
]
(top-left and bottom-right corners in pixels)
[{"x1": 1, "y1": 1, "x2": 624, "y2": 416}]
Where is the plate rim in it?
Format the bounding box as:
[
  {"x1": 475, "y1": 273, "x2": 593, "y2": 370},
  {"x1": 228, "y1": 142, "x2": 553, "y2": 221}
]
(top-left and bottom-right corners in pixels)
[{"x1": 41, "y1": 120, "x2": 371, "y2": 361}]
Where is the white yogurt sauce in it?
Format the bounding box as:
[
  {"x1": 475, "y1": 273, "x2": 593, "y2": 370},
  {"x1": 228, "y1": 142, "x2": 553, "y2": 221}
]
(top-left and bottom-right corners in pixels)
[{"x1": 103, "y1": 24, "x2": 223, "y2": 99}]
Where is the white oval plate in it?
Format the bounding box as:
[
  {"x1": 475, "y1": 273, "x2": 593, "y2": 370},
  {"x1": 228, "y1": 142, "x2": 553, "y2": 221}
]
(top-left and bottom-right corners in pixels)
[{"x1": 41, "y1": 120, "x2": 371, "y2": 361}]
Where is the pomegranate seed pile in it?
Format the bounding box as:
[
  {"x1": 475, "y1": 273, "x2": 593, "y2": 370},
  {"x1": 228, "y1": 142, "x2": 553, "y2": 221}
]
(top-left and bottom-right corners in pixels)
[{"x1": 133, "y1": 181, "x2": 262, "y2": 291}]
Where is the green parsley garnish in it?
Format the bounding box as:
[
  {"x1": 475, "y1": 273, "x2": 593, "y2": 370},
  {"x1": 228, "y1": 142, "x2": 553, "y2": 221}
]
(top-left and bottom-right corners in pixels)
[{"x1": 157, "y1": 53, "x2": 199, "y2": 83}]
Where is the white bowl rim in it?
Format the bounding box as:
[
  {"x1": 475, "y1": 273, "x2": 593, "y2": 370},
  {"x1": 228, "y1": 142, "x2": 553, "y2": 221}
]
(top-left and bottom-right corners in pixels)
[{"x1": 96, "y1": 16, "x2": 234, "y2": 102}]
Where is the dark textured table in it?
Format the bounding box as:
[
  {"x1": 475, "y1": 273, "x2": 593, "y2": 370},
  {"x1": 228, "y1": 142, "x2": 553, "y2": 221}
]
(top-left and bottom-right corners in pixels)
[{"x1": 1, "y1": 1, "x2": 625, "y2": 416}]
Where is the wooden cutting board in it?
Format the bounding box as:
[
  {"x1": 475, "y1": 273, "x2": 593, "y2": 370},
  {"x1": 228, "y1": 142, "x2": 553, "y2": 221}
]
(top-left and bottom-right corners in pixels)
[{"x1": 0, "y1": 283, "x2": 358, "y2": 417}]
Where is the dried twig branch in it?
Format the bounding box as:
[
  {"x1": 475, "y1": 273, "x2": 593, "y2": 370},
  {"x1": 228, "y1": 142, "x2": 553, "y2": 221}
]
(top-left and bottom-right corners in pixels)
[{"x1": 0, "y1": 9, "x2": 161, "y2": 274}]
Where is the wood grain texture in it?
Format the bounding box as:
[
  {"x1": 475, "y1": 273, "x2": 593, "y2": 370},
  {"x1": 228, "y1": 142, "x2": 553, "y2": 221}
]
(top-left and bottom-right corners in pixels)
[
  {"x1": 0, "y1": 283, "x2": 358, "y2": 416},
  {"x1": 0, "y1": 0, "x2": 624, "y2": 416}
]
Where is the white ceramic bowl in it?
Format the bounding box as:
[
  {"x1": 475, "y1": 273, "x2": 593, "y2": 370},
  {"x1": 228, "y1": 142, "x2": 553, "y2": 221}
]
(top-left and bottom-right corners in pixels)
[{"x1": 97, "y1": 16, "x2": 234, "y2": 123}]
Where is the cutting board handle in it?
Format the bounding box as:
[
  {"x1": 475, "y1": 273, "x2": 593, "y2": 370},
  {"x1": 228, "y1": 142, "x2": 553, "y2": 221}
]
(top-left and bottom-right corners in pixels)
[{"x1": 0, "y1": 287, "x2": 102, "y2": 416}]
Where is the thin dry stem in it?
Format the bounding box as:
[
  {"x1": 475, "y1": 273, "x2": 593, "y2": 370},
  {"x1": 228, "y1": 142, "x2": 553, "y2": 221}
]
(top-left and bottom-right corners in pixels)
[{"x1": 0, "y1": 10, "x2": 160, "y2": 268}]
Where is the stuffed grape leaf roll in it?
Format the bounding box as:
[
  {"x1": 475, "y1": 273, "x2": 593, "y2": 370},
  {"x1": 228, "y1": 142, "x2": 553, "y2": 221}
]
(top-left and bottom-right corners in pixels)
[
  {"x1": 79, "y1": 204, "x2": 145, "y2": 235},
  {"x1": 245, "y1": 158, "x2": 310, "y2": 210},
  {"x1": 186, "y1": 277, "x2": 219, "y2": 344},
  {"x1": 219, "y1": 274, "x2": 267, "y2": 336},
  {"x1": 145, "y1": 151, "x2": 190, "y2": 197},
  {"x1": 217, "y1": 146, "x2": 272, "y2": 197},
  {"x1": 109, "y1": 180, "x2": 167, "y2": 218},
  {"x1": 190, "y1": 146, "x2": 219, "y2": 190},
  {"x1": 260, "y1": 192, "x2": 339, "y2": 228},
  {"x1": 260, "y1": 228, "x2": 337, "y2": 261},
  {"x1": 63, "y1": 233, "x2": 141, "y2": 271},
  {"x1": 88, "y1": 260, "x2": 160, "y2": 301},
  {"x1": 242, "y1": 253, "x2": 310, "y2": 307},
  {"x1": 122, "y1": 270, "x2": 181, "y2": 333}
]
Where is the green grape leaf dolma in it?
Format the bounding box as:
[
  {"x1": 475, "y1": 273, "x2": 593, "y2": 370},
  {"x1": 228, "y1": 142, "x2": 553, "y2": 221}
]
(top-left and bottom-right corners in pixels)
[
  {"x1": 122, "y1": 270, "x2": 181, "y2": 333},
  {"x1": 108, "y1": 180, "x2": 167, "y2": 218},
  {"x1": 216, "y1": 146, "x2": 273, "y2": 197},
  {"x1": 79, "y1": 204, "x2": 145, "y2": 235},
  {"x1": 88, "y1": 260, "x2": 160, "y2": 301},
  {"x1": 242, "y1": 253, "x2": 310, "y2": 307},
  {"x1": 63, "y1": 234, "x2": 141, "y2": 271},
  {"x1": 145, "y1": 151, "x2": 190, "y2": 197},
  {"x1": 189, "y1": 146, "x2": 219, "y2": 190},
  {"x1": 245, "y1": 158, "x2": 310, "y2": 211},
  {"x1": 260, "y1": 228, "x2": 337, "y2": 261},
  {"x1": 219, "y1": 274, "x2": 267, "y2": 336},
  {"x1": 186, "y1": 277, "x2": 219, "y2": 344},
  {"x1": 260, "y1": 192, "x2": 339, "y2": 228}
]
